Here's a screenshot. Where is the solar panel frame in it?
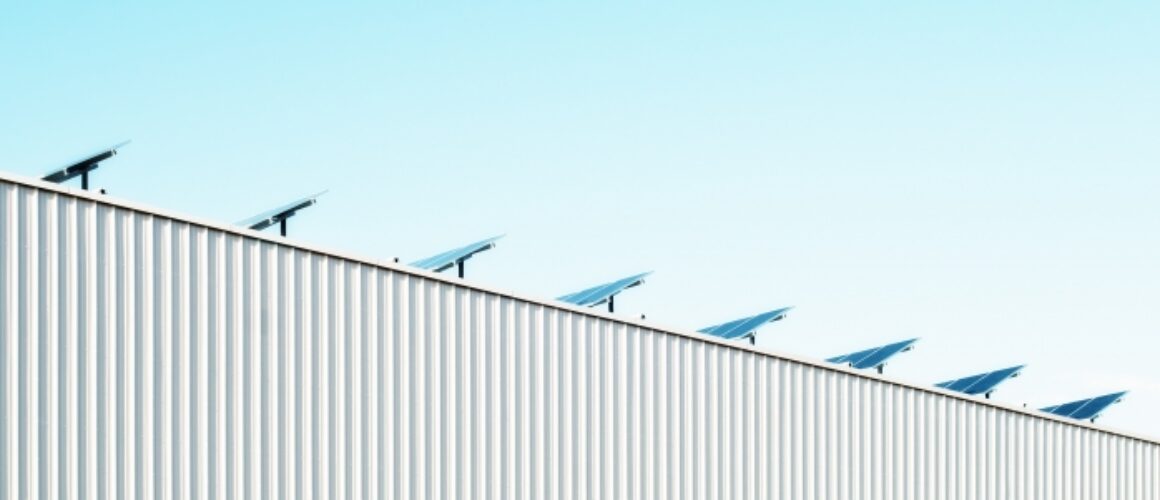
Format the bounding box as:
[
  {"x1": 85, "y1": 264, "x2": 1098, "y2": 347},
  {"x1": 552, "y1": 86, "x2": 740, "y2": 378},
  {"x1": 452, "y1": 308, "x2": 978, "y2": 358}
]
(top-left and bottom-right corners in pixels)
[
  {"x1": 1041, "y1": 391, "x2": 1127, "y2": 421},
  {"x1": 825, "y1": 350, "x2": 864, "y2": 365},
  {"x1": 698, "y1": 307, "x2": 793, "y2": 340},
  {"x1": 42, "y1": 140, "x2": 131, "y2": 187},
  {"x1": 937, "y1": 373, "x2": 987, "y2": 392},
  {"x1": 410, "y1": 235, "x2": 504, "y2": 273},
  {"x1": 1070, "y1": 393, "x2": 1125, "y2": 420},
  {"x1": 557, "y1": 272, "x2": 651, "y2": 308},
  {"x1": 827, "y1": 338, "x2": 918, "y2": 370},
  {"x1": 1045, "y1": 400, "x2": 1088, "y2": 416},
  {"x1": 935, "y1": 365, "x2": 1024, "y2": 396},
  {"x1": 237, "y1": 191, "x2": 327, "y2": 231}
]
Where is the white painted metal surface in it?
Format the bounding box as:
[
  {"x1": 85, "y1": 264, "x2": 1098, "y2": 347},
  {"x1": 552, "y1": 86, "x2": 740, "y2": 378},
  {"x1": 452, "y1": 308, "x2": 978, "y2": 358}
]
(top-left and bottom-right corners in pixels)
[{"x1": 1, "y1": 173, "x2": 1158, "y2": 499}]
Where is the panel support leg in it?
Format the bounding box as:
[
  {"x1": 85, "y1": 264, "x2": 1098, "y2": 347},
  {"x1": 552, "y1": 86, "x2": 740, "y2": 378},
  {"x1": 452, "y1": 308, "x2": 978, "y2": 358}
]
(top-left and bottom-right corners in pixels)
[
  {"x1": 82, "y1": 171, "x2": 89, "y2": 190},
  {"x1": 280, "y1": 218, "x2": 287, "y2": 237},
  {"x1": 457, "y1": 260, "x2": 465, "y2": 278},
  {"x1": 608, "y1": 294, "x2": 615, "y2": 313}
]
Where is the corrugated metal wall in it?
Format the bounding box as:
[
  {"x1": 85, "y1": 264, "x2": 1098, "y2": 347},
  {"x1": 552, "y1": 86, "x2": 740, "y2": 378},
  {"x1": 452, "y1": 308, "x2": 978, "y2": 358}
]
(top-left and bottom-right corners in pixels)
[{"x1": 2, "y1": 176, "x2": 1159, "y2": 499}]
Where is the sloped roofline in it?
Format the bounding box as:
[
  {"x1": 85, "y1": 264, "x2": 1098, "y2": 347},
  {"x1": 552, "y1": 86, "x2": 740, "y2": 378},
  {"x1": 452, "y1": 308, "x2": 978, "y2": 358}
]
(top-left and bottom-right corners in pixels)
[{"x1": 1, "y1": 168, "x2": 1156, "y2": 446}]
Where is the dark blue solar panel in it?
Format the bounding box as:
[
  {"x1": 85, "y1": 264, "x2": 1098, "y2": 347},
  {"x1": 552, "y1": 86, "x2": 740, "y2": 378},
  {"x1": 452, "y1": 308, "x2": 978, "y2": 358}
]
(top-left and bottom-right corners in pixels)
[
  {"x1": 1069, "y1": 393, "x2": 1126, "y2": 420},
  {"x1": 852, "y1": 339, "x2": 916, "y2": 369},
  {"x1": 411, "y1": 235, "x2": 503, "y2": 272},
  {"x1": 827, "y1": 338, "x2": 918, "y2": 370},
  {"x1": 557, "y1": 272, "x2": 651, "y2": 307},
  {"x1": 698, "y1": 307, "x2": 792, "y2": 340},
  {"x1": 936, "y1": 365, "x2": 1024, "y2": 396},
  {"x1": 1045, "y1": 400, "x2": 1088, "y2": 417},
  {"x1": 1042, "y1": 391, "x2": 1127, "y2": 421},
  {"x1": 937, "y1": 373, "x2": 987, "y2": 392},
  {"x1": 825, "y1": 349, "x2": 869, "y2": 365},
  {"x1": 237, "y1": 191, "x2": 327, "y2": 231}
]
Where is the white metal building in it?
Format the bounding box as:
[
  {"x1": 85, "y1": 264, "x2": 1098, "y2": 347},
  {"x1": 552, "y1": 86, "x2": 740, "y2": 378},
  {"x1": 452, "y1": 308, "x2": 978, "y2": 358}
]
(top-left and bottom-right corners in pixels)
[{"x1": 1, "y1": 170, "x2": 1158, "y2": 499}]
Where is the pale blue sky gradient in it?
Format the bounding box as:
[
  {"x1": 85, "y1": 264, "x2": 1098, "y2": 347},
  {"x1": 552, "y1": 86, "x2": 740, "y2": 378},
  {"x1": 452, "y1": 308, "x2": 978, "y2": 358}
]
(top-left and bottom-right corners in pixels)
[{"x1": 2, "y1": 2, "x2": 1158, "y2": 436}]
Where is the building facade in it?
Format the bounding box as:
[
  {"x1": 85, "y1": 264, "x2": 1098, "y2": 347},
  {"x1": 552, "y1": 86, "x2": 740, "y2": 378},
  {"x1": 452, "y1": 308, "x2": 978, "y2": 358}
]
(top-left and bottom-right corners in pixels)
[{"x1": 1, "y1": 172, "x2": 1158, "y2": 499}]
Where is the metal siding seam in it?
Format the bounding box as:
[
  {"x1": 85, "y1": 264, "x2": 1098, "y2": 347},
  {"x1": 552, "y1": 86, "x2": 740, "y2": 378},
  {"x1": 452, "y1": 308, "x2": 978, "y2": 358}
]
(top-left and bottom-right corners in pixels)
[
  {"x1": 30, "y1": 191, "x2": 41, "y2": 500},
  {"x1": 634, "y1": 323, "x2": 644, "y2": 500},
  {"x1": 81, "y1": 200, "x2": 97, "y2": 500},
  {"x1": 298, "y1": 251, "x2": 310, "y2": 500},
  {"x1": 710, "y1": 343, "x2": 722, "y2": 500},
  {"x1": 512, "y1": 298, "x2": 525, "y2": 500},
  {"x1": 658, "y1": 329, "x2": 668, "y2": 500},
  {"x1": 336, "y1": 261, "x2": 349, "y2": 500},
  {"x1": 754, "y1": 357, "x2": 767, "y2": 499},
  {"x1": 485, "y1": 295, "x2": 500, "y2": 500},
  {"x1": 368, "y1": 266, "x2": 379, "y2": 499},
  {"x1": 392, "y1": 271, "x2": 406, "y2": 499},
  {"x1": 349, "y1": 265, "x2": 363, "y2": 500},
  {"x1": 564, "y1": 309, "x2": 577, "y2": 500},
  {"x1": 534, "y1": 305, "x2": 547, "y2": 500},
  {"x1": 179, "y1": 222, "x2": 193, "y2": 500},
  {"x1": 1114, "y1": 436, "x2": 1122, "y2": 500},
  {"x1": 679, "y1": 339, "x2": 691, "y2": 500},
  {"x1": 614, "y1": 323, "x2": 628, "y2": 499},
  {"x1": 774, "y1": 360, "x2": 786, "y2": 499},
  {"x1": 378, "y1": 272, "x2": 389, "y2": 499},
  {"x1": 434, "y1": 280, "x2": 448, "y2": 500},
  {"x1": 114, "y1": 210, "x2": 128, "y2": 500},
  {"x1": 801, "y1": 361, "x2": 813, "y2": 499},
  {"x1": 0, "y1": 184, "x2": 13, "y2": 500},
  {"x1": 545, "y1": 306, "x2": 559, "y2": 500},
  {"x1": 22, "y1": 187, "x2": 35, "y2": 500},
  {"x1": 483, "y1": 289, "x2": 492, "y2": 499},
  {"x1": 451, "y1": 287, "x2": 464, "y2": 500},
  {"x1": 209, "y1": 231, "x2": 223, "y2": 500},
  {"x1": 786, "y1": 361, "x2": 798, "y2": 499},
  {"x1": 284, "y1": 248, "x2": 298, "y2": 500},
  {"x1": 43, "y1": 194, "x2": 58, "y2": 500}
]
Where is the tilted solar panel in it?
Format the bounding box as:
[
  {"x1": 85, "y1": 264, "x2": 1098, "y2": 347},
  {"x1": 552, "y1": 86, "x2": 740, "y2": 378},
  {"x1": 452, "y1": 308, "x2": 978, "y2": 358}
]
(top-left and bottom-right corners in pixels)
[
  {"x1": 42, "y1": 140, "x2": 131, "y2": 190},
  {"x1": 935, "y1": 365, "x2": 1024, "y2": 398},
  {"x1": 698, "y1": 307, "x2": 793, "y2": 341},
  {"x1": 827, "y1": 338, "x2": 918, "y2": 372},
  {"x1": 411, "y1": 235, "x2": 503, "y2": 276},
  {"x1": 1042, "y1": 391, "x2": 1127, "y2": 422},
  {"x1": 557, "y1": 272, "x2": 651, "y2": 311},
  {"x1": 237, "y1": 191, "x2": 327, "y2": 235}
]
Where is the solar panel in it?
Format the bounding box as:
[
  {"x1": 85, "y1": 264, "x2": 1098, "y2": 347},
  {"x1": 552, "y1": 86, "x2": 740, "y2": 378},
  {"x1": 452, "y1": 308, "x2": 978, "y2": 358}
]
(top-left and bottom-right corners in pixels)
[
  {"x1": 1041, "y1": 391, "x2": 1127, "y2": 422},
  {"x1": 42, "y1": 140, "x2": 130, "y2": 190},
  {"x1": 557, "y1": 272, "x2": 651, "y2": 312},
  {"x1": 935, "y1": 365, "x2": 1024, "y2": 398},
  {"x1": 410, "y1": 235, "x2": 503, "y2": 277},
  {"x1": 827, "y1": 338, "x2": 918, "y2": 373},
  {"x1": 237, "y1": 191, "x2": 327, "y2": 236},
  {"x1": 698, "y1": 307, "x2": 793, "y2": 344}
]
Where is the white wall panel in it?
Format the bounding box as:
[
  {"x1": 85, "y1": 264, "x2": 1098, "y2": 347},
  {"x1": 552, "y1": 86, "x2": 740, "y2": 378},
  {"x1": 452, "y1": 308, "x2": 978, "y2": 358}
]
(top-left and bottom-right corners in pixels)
[{"x1": 2, "y1": 174, "x2": 1160, "y2": 499}]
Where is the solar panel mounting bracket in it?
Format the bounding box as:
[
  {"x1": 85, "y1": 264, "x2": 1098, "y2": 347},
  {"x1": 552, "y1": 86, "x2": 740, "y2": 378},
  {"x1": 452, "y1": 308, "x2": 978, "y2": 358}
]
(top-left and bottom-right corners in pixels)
[
  {"x1": 236, "y1": 191, "x2": 327, "y2": 237},
  {"x1": 409, "y1": 235, "x2": 503, "y2": 278},
  {"x1": 42, "y1": 140, "x2": 131, "y2": 191}
]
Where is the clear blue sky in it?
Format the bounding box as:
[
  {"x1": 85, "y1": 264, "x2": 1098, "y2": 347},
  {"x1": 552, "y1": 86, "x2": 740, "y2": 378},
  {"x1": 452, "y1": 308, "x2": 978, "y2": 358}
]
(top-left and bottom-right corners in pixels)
[{"x1": 2, "y1": 2, "x2": 1158, "y2": 437}]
